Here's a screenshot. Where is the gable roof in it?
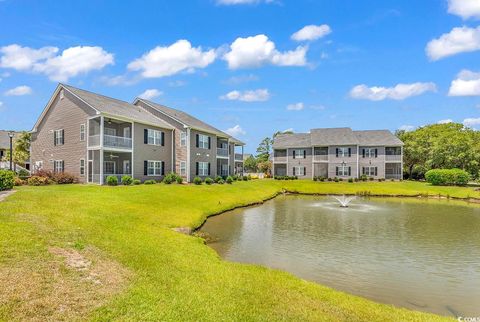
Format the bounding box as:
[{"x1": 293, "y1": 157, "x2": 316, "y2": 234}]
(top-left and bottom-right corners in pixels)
[
  {"x1": 353, "y1": 130, "x2": 404, "y2": 146},
  {"x1": 273, "y1": 127, "x2": 403, "y2": 148},
  {"x1": 0, "y1": 130, "x2": 20, "y2": 150},
  {"x1": 61, "y1": 85, "x2": 173, "y2": 129},
  {"x1": 135, "y1": 98, "x2": 244, "y2": 145},
  {"x1": 311, "y1": 127, "x2": 359, "y2": 146},
  {"x1": 272, "y1": 133, "x2": 311, "y2": 148}
]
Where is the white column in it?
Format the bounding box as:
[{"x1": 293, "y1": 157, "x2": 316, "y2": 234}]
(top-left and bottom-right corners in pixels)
[
  {"x1": 186, "y1": 127, "x2": 191, "y2": 182},
  {"x1": 99, "y1": 116, "x2": 104, "y2": 185},
  {"x1": 311, "y1": 146, "x2": 314, "y2": 179},
  {"x1": 131, "y1": 122, "x2": 135, "y2": 179},
  {"x1": 227, "y1": 138, "x2": 230, "y2": 176}
]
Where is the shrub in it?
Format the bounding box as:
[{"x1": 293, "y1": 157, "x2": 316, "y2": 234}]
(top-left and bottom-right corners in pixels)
[
  {"x1": 218, "y1": 179, "x2": 225, "y2": 184},
  {"x1": 0, "y1": 170, "x2": 15, "y2": 191},
  {"x1": 348, "y1": 178, "x2": 353, "y2": 183},
  {"x1": 205, "y1": 177, "x2": 214, "y2": 185},
  {"x1": 53, "y1": 172, "x2": 78, "y2": 184},
  {"x1": 334, "y1": 177, "x2": 339, "y2": 182},
  {"x1": 144, "y1": 179, "x2": 156, "y2": 185},
  {"x1": 176, "y1": 176, "x2": 183, "y2": 184},
  {"x1": 215, "y1": 176, "x2": 223, "y2": 183},
  {"x1": 247, "y1": 175, "x2": 252, "y2": 180},
  {"x1": 18, "y1": 169, "x2": 30, "y2": 177},
  {"x1": 313, "y1": 176, "x2": 318, "y2": 182},
  {"x1": 106, "y1": 176, "x2": 118, "y2": 186},
  {"x1": 193, "y1": 177, "x2": 203, "y2": 185},
  {"x1": 327, "y1": 177, "x2": 333, "y2": 182},
  {"x1": 369, "y1": 177, "x2": 374, "y2": 181},
  {"x1": 339, "y1": 178, "x2": 343, "y2": 182},
  {"x1": 242, "y1": 176, "x2": 248, "y2": 181},
  {"x1": 319, "y1": 176, "x2": 326, "y2": 182},
  {"x1": 133, "y1": 179, "x2": 141, "y2": 185},
  {"x1": 13, "y1": 177, "x2": 25, "y2": 186},
  {"x1": 27, "y1": 176, "x2": 49, "y2": 186},
  {"x1": 34, "y1": 169, "x2": 55, "y2": 180},
  {"x1": 163, "y1": 172, "x2": 177, "y2": 184},
  {"x1": 360, "y1": 174, "x2": 368, "y2": 182},
  {"x1": 226, "y1": 176, "x2": 233, "y2": 184},
  {"x1": 425, "y1": 168, "x2": 471, "y2": 186},
  {"x1": 354, "y1": 178, "x2": 359, "y2": 182},
  {"x1": 121, "y1": 175, "x2": 133, "y2": 185}
]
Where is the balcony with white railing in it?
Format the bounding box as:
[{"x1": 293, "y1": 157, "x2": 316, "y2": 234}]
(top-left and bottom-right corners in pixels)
[
  {"x1": 217, "y1": 147, "x2": 229, "y2": 157},
  {"x1": 234, "y1": 153, "x2": 243, "y2": 161},
  {"x1": 88, "y1": 134, "x2": 132, "y2": 150},
  {"x1": 385, "y1": 154, "x2": 402, "y2": 162},
  {"x1": 314, "y1": 154, "x2": 328, "y2": 162}
]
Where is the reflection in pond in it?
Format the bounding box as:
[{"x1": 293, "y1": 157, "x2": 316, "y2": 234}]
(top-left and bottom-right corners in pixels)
[{"x1": 201, "y1": 195, "x2": 480, "y2": 317}]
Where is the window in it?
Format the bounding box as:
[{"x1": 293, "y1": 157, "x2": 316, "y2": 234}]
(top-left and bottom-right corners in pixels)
[
  {"x1": 293, "y1": 149, "x2": 306, "y2": 159},
  {"x1": 363, "y1": 148, "x2": 377, "y2": 158},
  {"x1": 147, "y1": 161, "x2": 162, "y2": 176},
  {"x1": 336, "y1": 165, "x2": 350, "y2": 176},
  {"x1": 104, "y1": 127, "x2": 116, "y2": 136},
  {"x1": 104, "y1": 161, "x2": 115, "y2": 174},
  {"x1": 180, "y1": 161, "x2": 187, "y2": 176},
  {"x1": 293, "y1": 166, "x2": 306, "y2": 176},
  {"x1": 123, "y1": 127, "x2": 131, "y2": 138},
  {"x1": 362, "y1": 166, "x2": 377, "y2": 176},
  {"x1": 336, "y1": 147, "x2": 350, "y2": 157},
  {"x1": 54, "y1": 129, "x2": 64, "y2": 146},
  {"x1": 34, "y1": 161, "x2": 43, "y2": 171},
  {"x1": 197, "y1": 134, "x2": 210, "y2": 149},
  {"x1": 386, "y1": 147, "x2": 401, "y2": 155},
  {"x1": 180, "y1": 132, "x2": 187, "y2": 147},
  {"x1": 80, "y1": 159, "x2": 85, "y2": 176},
  {"x1": 80, "y1": 124, "x2": 85, "y2": 141},
  {"x1": 198, "y1": 162, "x2": 209, "y2": 176},
  {"x1": 54, "y1": 160, "x2": 64, "y2": 173},
  {"x1": 147, "y1": 129, "x2": 163, "y2": 145}
]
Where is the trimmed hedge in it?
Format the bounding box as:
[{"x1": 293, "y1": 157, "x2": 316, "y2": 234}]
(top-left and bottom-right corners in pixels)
[
  {"x1": 106, "y1": 176, "x2": 118, "y2": 186},
  {"x1": 425, "y1": 168, "x2": 470, "y2": 186},
  {"x1": 0, "y1": 170, "x2": 15, "y2": 191},
  {"x1": 121, "y1": 175, "x2": 133, "y2": 185}
]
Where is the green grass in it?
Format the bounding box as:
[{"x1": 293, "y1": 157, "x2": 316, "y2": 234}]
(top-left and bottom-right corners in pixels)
[{"x1": 1, "y1": 180, "x2": 470, "y2": 321}]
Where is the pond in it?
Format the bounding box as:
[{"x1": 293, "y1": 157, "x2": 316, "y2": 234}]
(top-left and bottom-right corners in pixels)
[{"x1": 200, "y1": 195, "x2": 480, "y2": 317}]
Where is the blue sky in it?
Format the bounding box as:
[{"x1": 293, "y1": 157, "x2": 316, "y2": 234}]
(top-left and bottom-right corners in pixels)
[{"x1": 0, "y1": 0, "x2": 479, "y2": 153}]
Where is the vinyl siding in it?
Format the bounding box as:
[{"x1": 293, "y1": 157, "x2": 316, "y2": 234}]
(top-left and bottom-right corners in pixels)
[
  {"x1": 287, "y1": 147, "x2": 312, "y2": 179},
  {"x1": 190, "y1": 129, "x2": 217, "y2": 180}
]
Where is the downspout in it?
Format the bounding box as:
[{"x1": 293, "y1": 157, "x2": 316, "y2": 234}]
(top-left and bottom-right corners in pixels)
[{"x1": 187, "y1": 127, "x2": 191, "y2": 182}]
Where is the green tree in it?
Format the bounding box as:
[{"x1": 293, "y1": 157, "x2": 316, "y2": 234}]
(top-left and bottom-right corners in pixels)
[
  {"x1": 256, "y1": 137, "x2": 273, "y2": 162},
  {"x1": 3, "y1": 131, "x2": 31, "y2": 167},
  {"x1": 244, "y1": 155, "x2": 258, "y2": 172}
]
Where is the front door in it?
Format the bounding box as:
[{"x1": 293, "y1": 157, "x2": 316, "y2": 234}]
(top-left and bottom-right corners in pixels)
[{"x1": 123, "y1": 160, "x2": 130, "y2": 175}]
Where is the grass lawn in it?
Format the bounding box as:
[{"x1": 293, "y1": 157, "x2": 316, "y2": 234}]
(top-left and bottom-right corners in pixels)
[{"x1": 1, "y1": 180, "x2": 472, "y2": 321}]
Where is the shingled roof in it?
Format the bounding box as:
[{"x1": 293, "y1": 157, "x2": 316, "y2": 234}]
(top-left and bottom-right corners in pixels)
[
  {"x1": 273, "y1": 127, "x2": 403, "y2": 148},
  {"x1": 136, "y1": 98, "x2": 245, "y2": 145},
  {"x1": 62, "y1": 85, "x2": 173, "y2": 129}
]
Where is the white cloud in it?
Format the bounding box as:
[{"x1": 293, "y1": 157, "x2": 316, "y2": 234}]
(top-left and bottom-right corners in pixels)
[
  {"x1": 138, "y1": 89, "x2": 163, "y2": 100},
  {"x1": 128, "y1": 40, "x2": 216, "y2": 78},
  {"x1": 291, "y1": 24, "x2": 332, "y2": 42},
  {"x1": 448, "y1": 0, "x2": 480, "y2": 19},
  {"x1": 0, "y1": 44, "x2": 114, "y2": 82},
  {"x1": 216, "y1": 0, "x2": 273, "y2": 5},
  {"x1": 438, "y1": 119, "x2": 453, "y2": 124},
  {"x1": 350, "y1": 82, "x2": 437, "y2": 101},
  {"x1": 286, "y1": 102, "x2": 304, "y2": 111},
  {"x1": 220, "y1": 89, "x2": 270, "y2": 102},
  {"x1": 448, "y1": 69, "x2": 480, "y2": 96},
  {"x1": 4, "y1": 85, "x2": 32, "y2": 96},
  {"x1": 223, "y1": 34, "x2": 307, "y2": 69},
  {"x1": 463, "y1": 117, "x2": 480, "y2": 127},
  {"x1": 224, "y1": 125, "x2": 246, "y2": 137},
  {"x1": 426, "y1": 26, "x2": 480, "y2": 61},
  {"x1": 399, "y1": 125, "x2": 415, "y2": 131}
]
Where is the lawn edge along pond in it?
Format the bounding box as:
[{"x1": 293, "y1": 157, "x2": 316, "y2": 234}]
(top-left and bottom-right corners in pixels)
[{"x1": 2, "y1": 180, "x2": 475, "y2": 321}]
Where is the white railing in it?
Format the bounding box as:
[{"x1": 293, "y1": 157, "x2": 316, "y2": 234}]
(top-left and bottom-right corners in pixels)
[
  {"x1": 217, "y1": 148, "x2": 228, "y2": 157},
  {"x1": 234, "y1": 153, "x2": 243, "y2": 161},
  {"x1": 314, "y1": 154, "x2": 328, "y2": 162},
  {"x1": 104, "y1": 135, "x2": 132, "y2": 149},
  {"x1": 385, "y1": 155, "x2": 402, "y2": 162}
]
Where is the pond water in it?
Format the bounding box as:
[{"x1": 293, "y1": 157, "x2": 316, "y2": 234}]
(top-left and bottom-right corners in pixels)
[{"x1": 200, "y1": 195, "x2": 480, "y2": 317}]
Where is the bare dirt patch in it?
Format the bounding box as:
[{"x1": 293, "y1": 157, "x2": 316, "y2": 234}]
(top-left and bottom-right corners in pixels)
[{"x1": 0, "y1": 246, "x2": 131, "y2": 321}]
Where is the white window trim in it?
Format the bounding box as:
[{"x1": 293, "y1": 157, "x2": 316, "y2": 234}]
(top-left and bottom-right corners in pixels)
[
  {"x1": 363, "y1": 166, "x2": 377, "y2": 176},
  {"x1": 294, "y1": 149, "x2": 306, "y2": 159},
  {"x1": 338, "y1": 147, "x2": 349, "y2": 157},
  {"x1": 54, "y1": 160, "x2": 64, "y2": 173},
  {"x1": 198, "y1": 161, "x2": 209, "y2": 176},
  {"x1": 147, "y1": 129, "x2": 163, "y2": 146},
  {"x1": 364, "y1": 148, "x2": 376, "y2": 158},
  {"x1": 80, "y1": 124, "x2": 86, "y2": 142},
  {"x1": 198, "y1": 134, "x2": 209, "y2": 149},
  {"x1": 80, "y1": 159, "x2": 85, "y2": 176},
  {"x1": 54, "y1": 129, "x2": 64, "y2": 146},
  {"x1": 294, "y1": 166, "x2": 305, "y2": 176},
  {"x1": 147, "y1": 160, "x2": 162, "y2": 176},
  {"x1": 337, "y1": 165, "x2": 349, "y2": 176},
  {"x1": 180, "y1": 161, "x2": 187, "y2": 176},
  {"x1": 180, "y1": 132, "x2": 187, "y2": 147}
]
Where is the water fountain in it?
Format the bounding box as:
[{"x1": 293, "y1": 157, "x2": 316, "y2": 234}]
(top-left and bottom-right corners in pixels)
[{"x1": 332, "y1": 195, "x2": 356, "y2": 207}]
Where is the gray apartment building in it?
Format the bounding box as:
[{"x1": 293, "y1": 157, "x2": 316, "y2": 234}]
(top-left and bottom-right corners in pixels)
[
  {"x1": 272, "y1": 128, "x2": 403, "y2": 180},
  {"x1": 30, "y1": 84, "x2": 244, "y2": 184}
]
